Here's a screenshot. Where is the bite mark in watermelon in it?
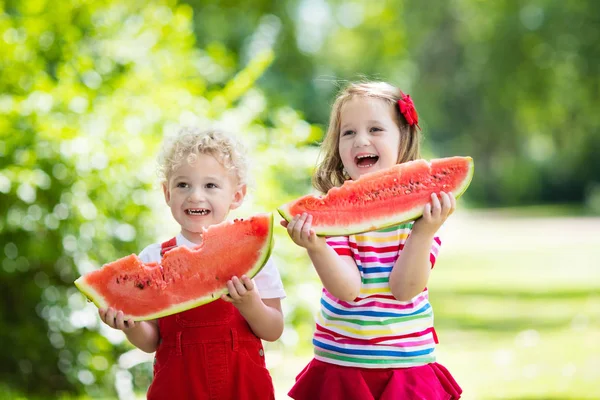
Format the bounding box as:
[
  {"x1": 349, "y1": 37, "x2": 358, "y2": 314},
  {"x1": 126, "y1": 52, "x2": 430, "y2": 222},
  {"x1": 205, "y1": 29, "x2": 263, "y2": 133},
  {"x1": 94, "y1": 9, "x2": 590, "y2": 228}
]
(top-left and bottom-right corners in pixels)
[
  {"x1": 74, "y1": 213, "x2": 273, "y2": 321},
  {"x1": 278, "y1": 157, "x2": 474, "y2": 236}
]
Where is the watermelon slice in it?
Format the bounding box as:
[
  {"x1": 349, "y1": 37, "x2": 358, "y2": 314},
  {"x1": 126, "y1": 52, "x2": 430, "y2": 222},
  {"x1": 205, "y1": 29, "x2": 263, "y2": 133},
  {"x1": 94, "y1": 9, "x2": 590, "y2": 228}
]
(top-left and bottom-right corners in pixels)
[
  {"x1": 278, "y1": 157, "x2": 474, "y2": 236},
  {"x1": 74, "y1": 213, "x2": 273, "y2": 321}
]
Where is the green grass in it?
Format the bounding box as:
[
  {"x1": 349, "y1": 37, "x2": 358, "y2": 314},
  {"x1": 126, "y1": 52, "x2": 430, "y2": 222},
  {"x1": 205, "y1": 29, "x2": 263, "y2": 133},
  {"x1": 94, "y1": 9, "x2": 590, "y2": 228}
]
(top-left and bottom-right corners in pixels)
[
  {"x1": 267, "y1": 213, "x2": 600, "y2": 399},
  {"x1": 8, "y1": 212, "x2": 594, "y2": 399},
  {"x1": 475, "y1": 203, "x2": 595, "y2": 217},
  {"x1": 429, "y1": 250, "x2": 600, "y2": 399}
]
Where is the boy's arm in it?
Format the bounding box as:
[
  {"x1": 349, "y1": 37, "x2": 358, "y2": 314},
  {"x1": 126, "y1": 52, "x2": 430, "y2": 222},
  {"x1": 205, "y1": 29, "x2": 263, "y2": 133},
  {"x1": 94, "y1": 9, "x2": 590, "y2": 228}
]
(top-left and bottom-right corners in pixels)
[
  {"x1": 221, "y1": 276, "x2": 283, "y2": 341},
  {"x1": 389, "y1": 192, "x2": 455, "y2": 301},
  {"x1": 125, "y1": 320, "x2": 160, "y2": 353},
  {"x1": 282, "y1": 214, "x2": 361, "y2": 302},
  {"x1": 238, "y1": 297, "x2": 284, "y2": 342},
  {"x1": 99, "y1": 308, "x2": 160, "y2": 353}
]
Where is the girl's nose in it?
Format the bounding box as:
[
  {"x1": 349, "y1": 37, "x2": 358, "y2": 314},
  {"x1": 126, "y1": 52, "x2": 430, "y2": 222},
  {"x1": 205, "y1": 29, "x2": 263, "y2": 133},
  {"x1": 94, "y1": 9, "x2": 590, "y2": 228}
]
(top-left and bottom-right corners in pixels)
[{"x1": 353, "y1": 131, "x2": 370, "y2": 147}]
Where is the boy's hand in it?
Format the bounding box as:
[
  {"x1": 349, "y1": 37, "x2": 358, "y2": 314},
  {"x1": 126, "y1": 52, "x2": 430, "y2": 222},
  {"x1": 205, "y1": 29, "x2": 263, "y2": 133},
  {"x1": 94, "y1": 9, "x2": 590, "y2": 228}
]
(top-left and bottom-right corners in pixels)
[
  {"x1": 99, "y1": 307, "x2": 137, "y2": 331},
  {"x1": 413, "y1": 191, "x2": 456, "y2": 236},
  {"x1": 221, "y1": 275, "x2": 261, "y2": 309},
  {"x1": 281, "y1": 213, "x2": 326, "y2": 251}
]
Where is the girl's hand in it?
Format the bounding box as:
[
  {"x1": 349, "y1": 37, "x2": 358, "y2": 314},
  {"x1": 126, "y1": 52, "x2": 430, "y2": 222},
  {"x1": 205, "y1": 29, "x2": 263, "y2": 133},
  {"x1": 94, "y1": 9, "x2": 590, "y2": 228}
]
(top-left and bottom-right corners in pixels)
[
  {"x1": 412, "y1": 191, "x2": 456, "y2": 236},
  {"x1": 221, "y1": 275, "x2": 260, "y2": 309},
  {"x1": 99, "y1": 307, "x2": 136, "y2": 331},
  {"x1": 281, "y1": 213, "x2": 326, "y2": 251}
]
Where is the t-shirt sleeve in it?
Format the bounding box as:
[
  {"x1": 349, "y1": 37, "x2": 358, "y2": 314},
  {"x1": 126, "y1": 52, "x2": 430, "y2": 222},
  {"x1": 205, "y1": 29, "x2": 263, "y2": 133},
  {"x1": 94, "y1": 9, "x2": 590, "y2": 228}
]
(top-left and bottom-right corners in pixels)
[
  {"x1": 430, "y1": 236, "x2": 442, "y2": 268},
  {"x1": 325, "y1": 235, "x2": 352, "y2": 257},
  {"x1": 253, "y1": 257, "x2": 286, "y2": 299},
  {"x1": 138, "y1": 243, "x2": 162, "y2": 264}
]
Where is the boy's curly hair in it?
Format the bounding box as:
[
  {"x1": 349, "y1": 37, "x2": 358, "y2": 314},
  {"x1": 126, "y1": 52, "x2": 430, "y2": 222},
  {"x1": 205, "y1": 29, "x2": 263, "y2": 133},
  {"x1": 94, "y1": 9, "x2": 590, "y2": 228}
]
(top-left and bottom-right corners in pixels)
[{"x1": 158, "y1": 126, "x2": 247, "y2": 185}]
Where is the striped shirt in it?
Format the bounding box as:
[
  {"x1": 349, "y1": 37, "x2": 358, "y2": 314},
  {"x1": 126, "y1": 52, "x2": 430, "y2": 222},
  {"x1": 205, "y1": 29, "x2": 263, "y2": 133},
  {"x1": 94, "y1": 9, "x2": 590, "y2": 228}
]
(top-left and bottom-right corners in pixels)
[{"x1": 313, "y1": 222, "x2": 441, "y2": 369}]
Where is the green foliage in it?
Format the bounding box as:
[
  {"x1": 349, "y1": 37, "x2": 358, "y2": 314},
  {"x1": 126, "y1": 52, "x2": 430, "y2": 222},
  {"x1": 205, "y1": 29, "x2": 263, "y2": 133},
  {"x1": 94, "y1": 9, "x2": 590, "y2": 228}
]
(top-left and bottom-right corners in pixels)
[
  {"x1": 0, "y1": 0, "x2": 316, "y2": 396},
  {"x1": 184, "y1": 0, "x2": 600, "y2": 208},
  {"x1": 2, "y1": 0, "x2": 598, "y2": 398}
]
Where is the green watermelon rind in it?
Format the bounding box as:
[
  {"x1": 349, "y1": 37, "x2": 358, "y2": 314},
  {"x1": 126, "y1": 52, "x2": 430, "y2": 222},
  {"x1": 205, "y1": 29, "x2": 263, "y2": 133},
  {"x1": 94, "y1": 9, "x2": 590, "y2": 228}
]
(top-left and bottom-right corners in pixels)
[
  {"x1": 277, "y1": 158, "x2": 474, "y2": 237},
  {"x1": 74, "y1": 213, "x2": 274, "y2": 321}
]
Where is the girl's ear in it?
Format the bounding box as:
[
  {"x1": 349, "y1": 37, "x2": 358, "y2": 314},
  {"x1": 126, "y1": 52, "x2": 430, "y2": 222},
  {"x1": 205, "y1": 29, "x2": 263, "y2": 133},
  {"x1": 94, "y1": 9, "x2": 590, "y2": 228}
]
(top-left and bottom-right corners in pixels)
[
  {"x1": 162, "y1": 182, "x2": 171, "y2": 205},
  {"x1": 230, "y1": 184, "x2": 247, "y2": 210}
]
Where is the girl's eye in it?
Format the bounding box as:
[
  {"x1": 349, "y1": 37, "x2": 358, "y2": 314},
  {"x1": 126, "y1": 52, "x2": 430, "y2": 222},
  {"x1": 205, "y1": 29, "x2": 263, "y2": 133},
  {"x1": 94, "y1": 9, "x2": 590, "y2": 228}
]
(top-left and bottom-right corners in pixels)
[
  {"x1": 370, "y1": 127, "x2": 383, "y2": 132},
  {"x1": 206, "y1": 183, "x2": 218, "y2": 189},
  {"x1": 176, "y1": 182, "x2": 189, "y2": 188},
  {"x1": 342, "y1": 130, "x2": 355, "y2": 136}
]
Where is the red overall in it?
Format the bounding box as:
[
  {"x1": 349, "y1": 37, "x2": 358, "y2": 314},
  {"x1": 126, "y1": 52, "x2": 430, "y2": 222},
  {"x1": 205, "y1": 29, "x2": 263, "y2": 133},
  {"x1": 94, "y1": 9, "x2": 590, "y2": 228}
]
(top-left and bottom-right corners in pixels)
[{"x1": 147, "y1": 238, "x2": 275, "y2": 400}]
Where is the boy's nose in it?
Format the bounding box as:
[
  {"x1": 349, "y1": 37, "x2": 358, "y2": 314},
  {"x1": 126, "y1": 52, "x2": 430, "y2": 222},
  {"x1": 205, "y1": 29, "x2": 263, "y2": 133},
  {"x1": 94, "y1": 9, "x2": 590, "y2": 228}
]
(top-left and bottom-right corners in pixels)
[{"x1": 187, "y1": 188, "x2": 205, "y2": 202}]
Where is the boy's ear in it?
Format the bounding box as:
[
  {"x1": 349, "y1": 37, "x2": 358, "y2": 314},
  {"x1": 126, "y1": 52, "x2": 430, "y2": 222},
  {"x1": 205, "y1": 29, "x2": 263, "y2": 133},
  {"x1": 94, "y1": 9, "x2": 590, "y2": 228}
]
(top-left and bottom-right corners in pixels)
[
  {"x1": 162, "y1": 182, "x2": 171, "y2": 204},
  {"x1": 230, "y1": 184, "x2": 247, "y2": 210}
]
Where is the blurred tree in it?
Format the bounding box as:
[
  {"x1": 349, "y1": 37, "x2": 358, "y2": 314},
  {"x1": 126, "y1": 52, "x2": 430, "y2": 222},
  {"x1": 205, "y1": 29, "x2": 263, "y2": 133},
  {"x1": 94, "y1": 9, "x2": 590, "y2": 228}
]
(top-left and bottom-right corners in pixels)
[
  {"x1": 183, "y1": 0, "x2": 600, "y2": 208},
  {"x1": 406, "y1": 0, "x2": 600, "y2": 207},
  {"x1": 0, "y1": 0, "x2": 317, "y2": 397},
  {"x1": 2, "y1": 0, "x2": 599, "y2": 397}
]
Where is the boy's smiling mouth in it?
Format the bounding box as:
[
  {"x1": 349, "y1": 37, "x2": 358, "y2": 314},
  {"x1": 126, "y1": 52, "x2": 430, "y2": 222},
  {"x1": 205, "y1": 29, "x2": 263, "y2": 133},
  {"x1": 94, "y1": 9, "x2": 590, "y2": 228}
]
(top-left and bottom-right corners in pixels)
[
  {"x1": 185, "y1": 208, "x2": 210, "y2": 215},
  {"x1": 355, "y1": 154, "x2": 379, "y2": 168}
]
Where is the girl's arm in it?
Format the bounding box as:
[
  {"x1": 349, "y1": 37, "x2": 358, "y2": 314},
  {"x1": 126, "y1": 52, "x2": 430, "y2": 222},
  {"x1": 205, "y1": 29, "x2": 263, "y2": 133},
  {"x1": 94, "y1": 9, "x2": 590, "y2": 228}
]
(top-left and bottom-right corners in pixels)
[
  {"x1": 282, "y1": 214, "x2": 361, "y2": 302},
  {"x1": 389, "y1": 192, "x2": 456, "y2": 301},
  {"x1": 99, "y1": 308, "x2": 160, "y2": 353},
  {"x1": 221, "y1": 276, "x2": 283, "y2": 341}
]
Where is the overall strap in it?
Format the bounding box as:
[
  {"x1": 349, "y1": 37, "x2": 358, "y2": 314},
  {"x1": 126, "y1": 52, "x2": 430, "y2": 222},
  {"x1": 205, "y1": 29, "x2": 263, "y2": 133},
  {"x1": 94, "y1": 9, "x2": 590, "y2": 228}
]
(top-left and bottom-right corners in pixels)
[
  {"x1": 160, "y1": 237, "x2": 177, "y2": 257},
  {"x1": 156, "y1": 237, "x2": 178, "y2": 336}
]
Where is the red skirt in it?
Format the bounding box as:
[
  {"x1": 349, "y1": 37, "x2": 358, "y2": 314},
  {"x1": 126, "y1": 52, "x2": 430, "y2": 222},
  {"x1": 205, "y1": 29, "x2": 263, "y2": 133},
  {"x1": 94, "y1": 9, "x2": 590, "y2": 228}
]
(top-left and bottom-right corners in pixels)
[{"x1": 288, "y1": 358, "x2": 462, "y2": 400}]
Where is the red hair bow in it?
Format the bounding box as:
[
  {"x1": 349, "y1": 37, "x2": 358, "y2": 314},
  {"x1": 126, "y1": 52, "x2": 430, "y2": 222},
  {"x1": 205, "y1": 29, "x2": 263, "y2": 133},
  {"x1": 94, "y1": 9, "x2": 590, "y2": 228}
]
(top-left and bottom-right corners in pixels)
[{"x1": 398, "y1": 92, "x2": 421, "y2": 130}]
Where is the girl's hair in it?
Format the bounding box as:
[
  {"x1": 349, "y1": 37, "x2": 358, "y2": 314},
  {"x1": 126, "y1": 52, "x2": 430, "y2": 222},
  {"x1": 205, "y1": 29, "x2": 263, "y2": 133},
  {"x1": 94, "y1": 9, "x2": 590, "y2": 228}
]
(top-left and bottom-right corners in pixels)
[
  {"x1": 313, "y1": 81, "x2": 421, "y2": 193},
  {"x1": 158, "y1": 126, "x2": 247, "y2": 185}
]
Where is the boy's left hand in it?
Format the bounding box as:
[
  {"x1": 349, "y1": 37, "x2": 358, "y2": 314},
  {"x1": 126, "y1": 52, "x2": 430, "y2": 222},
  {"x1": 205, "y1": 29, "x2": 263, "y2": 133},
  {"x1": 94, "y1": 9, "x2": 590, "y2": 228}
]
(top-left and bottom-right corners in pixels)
[{"x1": 221, "y1": 275, "x2": 260, "y2": 308}]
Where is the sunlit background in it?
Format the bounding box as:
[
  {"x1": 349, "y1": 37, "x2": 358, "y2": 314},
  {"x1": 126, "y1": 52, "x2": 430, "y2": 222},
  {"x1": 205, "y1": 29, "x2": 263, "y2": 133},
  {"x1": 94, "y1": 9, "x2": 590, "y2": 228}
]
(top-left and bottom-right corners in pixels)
[{"x1": 1, "y1": 0, "x2": 599, "y2": 399}]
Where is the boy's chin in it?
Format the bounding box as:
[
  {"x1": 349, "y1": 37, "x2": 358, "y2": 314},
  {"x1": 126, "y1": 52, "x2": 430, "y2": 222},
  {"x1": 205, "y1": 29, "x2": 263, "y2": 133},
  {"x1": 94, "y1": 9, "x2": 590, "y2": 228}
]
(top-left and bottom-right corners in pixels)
[{"x1": 183, "y1": 223, "x2": 211, "y2": 234}]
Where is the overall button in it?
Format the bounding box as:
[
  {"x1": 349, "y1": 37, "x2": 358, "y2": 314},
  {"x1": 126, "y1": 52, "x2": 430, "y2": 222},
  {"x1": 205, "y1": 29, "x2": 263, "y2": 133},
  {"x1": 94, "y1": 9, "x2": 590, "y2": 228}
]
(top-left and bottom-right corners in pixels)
[{"x1": 258, "y1": 349, "x2": 264, "y2": 357}]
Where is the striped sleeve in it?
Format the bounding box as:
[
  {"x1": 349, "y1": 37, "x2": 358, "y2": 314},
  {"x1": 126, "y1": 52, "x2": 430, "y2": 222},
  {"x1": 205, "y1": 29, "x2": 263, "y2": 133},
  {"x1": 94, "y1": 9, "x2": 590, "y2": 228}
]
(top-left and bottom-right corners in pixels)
[
  {"x1": 325, "y1": 235, "x2": 352, "y2": 257},
  {"x1": 430, "y1": 236, "x2": 442, "y2": 268}
]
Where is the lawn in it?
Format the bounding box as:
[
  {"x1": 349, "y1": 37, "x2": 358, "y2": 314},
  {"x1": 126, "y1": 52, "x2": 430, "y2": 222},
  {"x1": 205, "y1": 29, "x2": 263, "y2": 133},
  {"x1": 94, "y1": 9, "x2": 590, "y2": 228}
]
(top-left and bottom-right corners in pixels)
[
  {"x1": 267, "y1": 210, "x2": 600, "y2": 399},
  {"x1": 13, "y1": 210, "x2": 595, "y2": 399}
]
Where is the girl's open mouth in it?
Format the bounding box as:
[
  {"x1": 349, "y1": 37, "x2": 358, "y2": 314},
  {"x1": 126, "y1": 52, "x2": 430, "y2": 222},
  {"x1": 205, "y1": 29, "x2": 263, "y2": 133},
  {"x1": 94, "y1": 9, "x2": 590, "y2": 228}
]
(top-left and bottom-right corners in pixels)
[{"x1": 354, "y1": 154, "x2": 379, "y2": 168}]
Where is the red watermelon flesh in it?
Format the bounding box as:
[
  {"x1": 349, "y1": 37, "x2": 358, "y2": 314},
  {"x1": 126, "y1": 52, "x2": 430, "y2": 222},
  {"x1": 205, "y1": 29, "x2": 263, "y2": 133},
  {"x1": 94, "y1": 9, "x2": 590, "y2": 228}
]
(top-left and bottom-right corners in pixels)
[
  {"x1": 74, "y1": 213, "x2": 273, "y2": 321},
  {"x1": 278, "y1": 157, "x2": 474, "y2": 236}
]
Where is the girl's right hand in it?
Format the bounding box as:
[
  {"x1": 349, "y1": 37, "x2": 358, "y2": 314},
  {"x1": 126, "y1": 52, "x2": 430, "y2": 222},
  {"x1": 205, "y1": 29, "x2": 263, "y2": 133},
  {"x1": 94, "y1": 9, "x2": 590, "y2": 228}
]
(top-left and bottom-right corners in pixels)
[
  {"x1": 281, "y1": 213, "x2": 326, "y2": 251},
  {"x1": 99, "y1": 307, "x2": 136, "y2": 331}
]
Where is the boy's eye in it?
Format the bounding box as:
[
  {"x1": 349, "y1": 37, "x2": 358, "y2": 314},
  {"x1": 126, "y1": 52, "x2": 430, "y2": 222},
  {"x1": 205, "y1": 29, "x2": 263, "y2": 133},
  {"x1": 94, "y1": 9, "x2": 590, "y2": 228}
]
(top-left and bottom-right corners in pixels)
[{"x1": 205, "y1": 183, "x2": 218, "y2": 189}]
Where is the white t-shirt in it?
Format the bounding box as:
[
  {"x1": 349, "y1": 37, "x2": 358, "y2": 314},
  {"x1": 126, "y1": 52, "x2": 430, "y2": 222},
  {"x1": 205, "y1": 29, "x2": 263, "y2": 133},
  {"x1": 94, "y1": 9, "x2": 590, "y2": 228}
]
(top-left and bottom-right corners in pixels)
[{"x1": 138, "y1": 233, "x2": 286, "y2": 299}]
